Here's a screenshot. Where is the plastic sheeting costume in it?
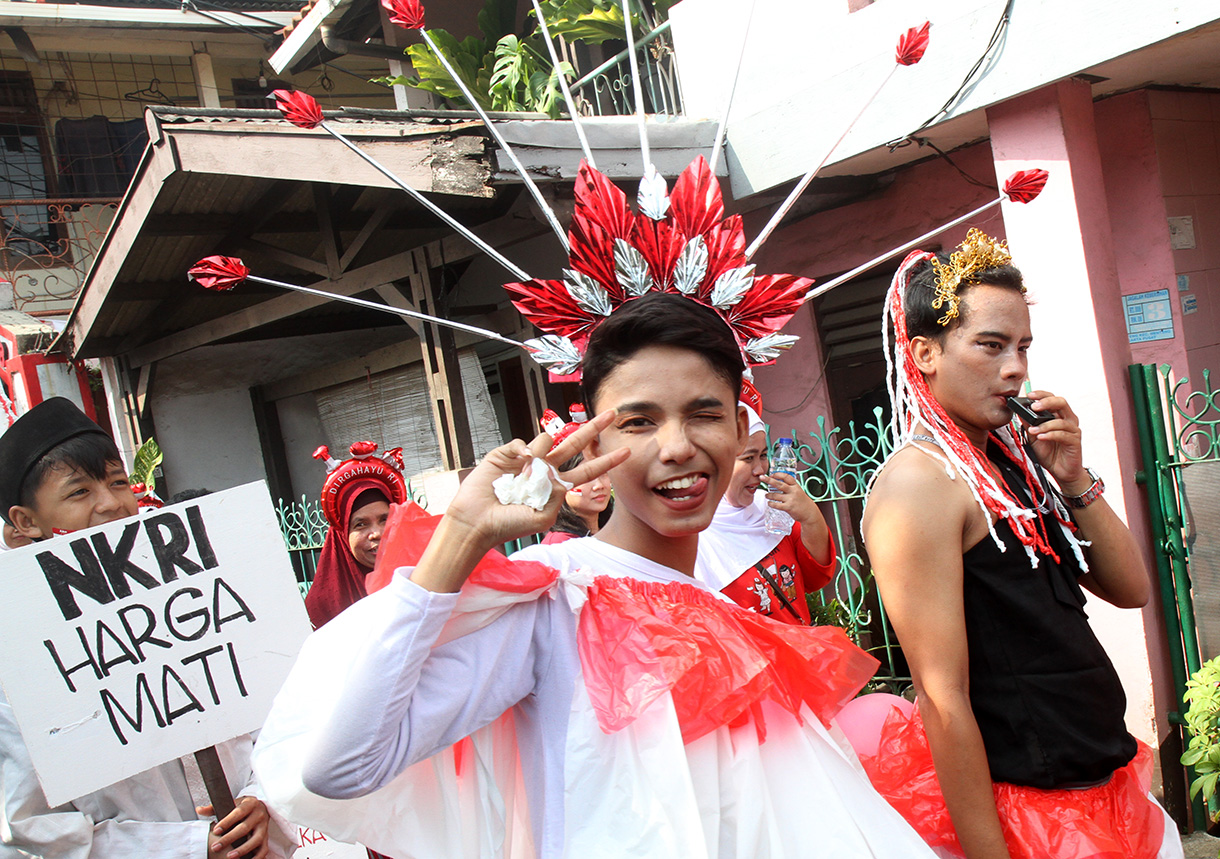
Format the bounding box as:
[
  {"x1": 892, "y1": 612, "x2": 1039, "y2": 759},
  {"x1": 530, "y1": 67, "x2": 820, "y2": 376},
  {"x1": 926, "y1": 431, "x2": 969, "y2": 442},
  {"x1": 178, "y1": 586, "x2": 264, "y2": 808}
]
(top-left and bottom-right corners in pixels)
[{"x1": 254, "y1": 503, "x2": 940, "y2": 858}]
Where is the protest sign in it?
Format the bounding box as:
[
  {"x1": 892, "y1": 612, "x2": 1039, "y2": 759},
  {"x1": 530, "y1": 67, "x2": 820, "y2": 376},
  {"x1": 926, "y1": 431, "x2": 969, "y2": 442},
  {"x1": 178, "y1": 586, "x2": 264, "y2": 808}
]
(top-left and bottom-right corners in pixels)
[{"x1": 0, "y1": 481, "x2": 312, "y2": 806}]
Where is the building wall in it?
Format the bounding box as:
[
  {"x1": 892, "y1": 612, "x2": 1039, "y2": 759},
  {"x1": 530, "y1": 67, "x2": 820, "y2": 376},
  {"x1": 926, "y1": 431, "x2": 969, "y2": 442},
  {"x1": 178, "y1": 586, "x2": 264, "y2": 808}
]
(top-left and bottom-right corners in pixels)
[
  {"x1": 1148, "y1": 89, "x2": 1220, "y2": 382},
  {"x1": 277, "y1": 392, "x2": 330, "y2": 504},
  {"x1": 747, "y1": 140, "x2": 1000, "y2": 434},
  {"x1": 0, "y1": 46, "x2": 393, "y2": 319},
  {"x1": 150, "y1": 386, "x2": 268, "y2": 497}
]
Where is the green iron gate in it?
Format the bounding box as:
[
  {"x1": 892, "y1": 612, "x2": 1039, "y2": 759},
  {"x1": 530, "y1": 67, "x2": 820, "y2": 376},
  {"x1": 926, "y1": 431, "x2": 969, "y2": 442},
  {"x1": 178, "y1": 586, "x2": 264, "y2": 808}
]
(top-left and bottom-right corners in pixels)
[
  {"x1": 1131, "y1": 362, "x2": 1220, "y2": 826},
  {"x1": 779, "y1": 407, "x2": 908, "y2": 691}
]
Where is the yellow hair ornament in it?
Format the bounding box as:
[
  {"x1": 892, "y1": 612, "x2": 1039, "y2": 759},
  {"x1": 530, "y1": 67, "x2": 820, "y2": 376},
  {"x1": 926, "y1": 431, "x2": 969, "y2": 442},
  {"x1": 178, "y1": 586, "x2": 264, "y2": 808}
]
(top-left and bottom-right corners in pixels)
[{"x1": 930, "y1": 229, "x2": 1020, "y2": 326}]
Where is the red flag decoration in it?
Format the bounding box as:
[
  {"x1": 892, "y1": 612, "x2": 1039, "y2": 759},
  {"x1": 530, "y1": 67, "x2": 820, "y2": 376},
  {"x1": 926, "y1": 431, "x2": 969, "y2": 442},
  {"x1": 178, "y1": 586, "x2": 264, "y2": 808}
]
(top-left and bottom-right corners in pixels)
[
  {"x1": 1003, "y1": 169, "x2": 1050, "y2": 204},
  {"x1": 271, "y1": 89, "x2": 324, "y2": 130},
  {"x1": 381, "y1": 0, "x2": 425, "y2": 29},
  {"x1": 187, "y1": 255, "x2": 249, "y2": 291},
  {"x1": 896, "y1": 22, "x2": 931, "y2": 66}
]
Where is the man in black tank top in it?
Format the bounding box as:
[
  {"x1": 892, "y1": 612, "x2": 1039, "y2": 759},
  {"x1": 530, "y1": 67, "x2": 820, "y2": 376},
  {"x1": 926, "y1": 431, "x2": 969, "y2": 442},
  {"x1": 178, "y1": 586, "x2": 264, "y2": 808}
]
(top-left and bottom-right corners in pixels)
[{"x1": 861, "y1": 233, "x2": 1180, "y2": 859}]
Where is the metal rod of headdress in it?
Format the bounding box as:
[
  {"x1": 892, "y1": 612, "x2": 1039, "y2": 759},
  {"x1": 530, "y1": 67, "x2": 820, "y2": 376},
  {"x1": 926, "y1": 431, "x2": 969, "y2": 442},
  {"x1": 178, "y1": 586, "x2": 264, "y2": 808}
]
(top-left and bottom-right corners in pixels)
[
  {"x1": 320, "y1": 122, "x2": 531, "y2": 281},
  {"x1": 804, "y1": 197, "x2": 1001, "y2": 300},
  {"x1": 530, "y1": 0, "x2": 597, "y2": 170},
  {"x1": 619, "y1": 0, "x2": 651, "y2": 173},
  {"x1": 246, "y1": 272, "x2": 527, "y2": 348},
  {"x1": 416, "y1": 28, "x2": 571, "y2": 253},
  {"x1": 744, "y1": 21, "x2": 931, "y2": 261},
  {"x1": 744, "y1": 65, "x2": 898, "y2": 261},
  {"x1": 708, "y1": 0, "x2": 758, "y2": 177}
]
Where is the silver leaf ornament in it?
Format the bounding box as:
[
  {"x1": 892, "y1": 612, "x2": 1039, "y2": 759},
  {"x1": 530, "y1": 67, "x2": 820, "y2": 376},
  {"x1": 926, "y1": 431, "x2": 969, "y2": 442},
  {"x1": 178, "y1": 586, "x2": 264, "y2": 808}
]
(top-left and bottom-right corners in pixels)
[
  {"x1": 524, "y1": 334, "x2": 583, "y2": 375},
  {"x1": 564, "y1": 268, "x2": 613, "y2": 317},
  {"x1": 744, "y1": 333, "x2": 800, "y2": 363},
  {"x1": 636, "y1": 165, "x2": 670, "y2": 220},
  {"x1": 614, "y1": 238, "x2": 655, "y2": 298},
  {"x1": 710, "y1": 264, "x2": 756, "y2": 308},
  {"x1": 672, "y1": 235, "x2": 708, "y2": 295}
]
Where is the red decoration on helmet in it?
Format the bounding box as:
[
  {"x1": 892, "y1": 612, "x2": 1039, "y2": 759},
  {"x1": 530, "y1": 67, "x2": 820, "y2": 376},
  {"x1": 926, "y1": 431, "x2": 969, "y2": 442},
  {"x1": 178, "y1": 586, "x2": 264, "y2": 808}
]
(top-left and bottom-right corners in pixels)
[
  {"x1": 188, "y1": 256, "x2": 249, "y2": 291},
  {"x1": 540, "y1": 407, "x2": 583, "y2": 451},
  {"x1": 381, "y1": 0, "x2": 425, "y2": 29},
  {"x1": 349, "y1": 440, "x2": 378, "y2": 459},
  {"x1": 271, "y1": 89, "x2": 324, "y2": 130},
  {"x1": 740, "y1": 379, "x2": 763, "y2": 415},
  {"x1": 507, "y1": 157, "x2": 813, "y2": 380},
  {"x1": 895, "y1": 22, "x2": 931, "y2": 66},
  {"x1": 1003, "y1": 169, "x2": 1050, "y2": 204},
  {"x1": 317, "y1": 440, "x2": 409, "y2": 529}
]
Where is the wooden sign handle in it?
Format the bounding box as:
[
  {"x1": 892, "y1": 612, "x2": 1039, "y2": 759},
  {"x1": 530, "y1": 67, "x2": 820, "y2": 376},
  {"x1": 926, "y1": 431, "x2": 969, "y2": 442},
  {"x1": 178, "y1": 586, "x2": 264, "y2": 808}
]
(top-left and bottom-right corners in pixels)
[{"x1": 195, "y1": 745, "x2": 236, "y2": 819}]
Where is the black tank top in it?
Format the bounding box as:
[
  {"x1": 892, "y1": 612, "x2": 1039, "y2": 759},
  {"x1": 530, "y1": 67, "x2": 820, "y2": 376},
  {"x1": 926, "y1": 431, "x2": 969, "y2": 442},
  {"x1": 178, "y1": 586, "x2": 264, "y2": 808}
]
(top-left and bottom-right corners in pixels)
[{"x1": 960, "y1": 444, "x2": 1137, "y2": 788}]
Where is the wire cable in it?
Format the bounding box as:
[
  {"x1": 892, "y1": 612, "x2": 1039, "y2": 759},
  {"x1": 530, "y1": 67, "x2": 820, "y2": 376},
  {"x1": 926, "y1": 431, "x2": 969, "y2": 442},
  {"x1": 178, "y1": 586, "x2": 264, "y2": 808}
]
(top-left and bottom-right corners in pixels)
[{"x1": 888, "y1": 0, "x2": 1014, "y2": 151}]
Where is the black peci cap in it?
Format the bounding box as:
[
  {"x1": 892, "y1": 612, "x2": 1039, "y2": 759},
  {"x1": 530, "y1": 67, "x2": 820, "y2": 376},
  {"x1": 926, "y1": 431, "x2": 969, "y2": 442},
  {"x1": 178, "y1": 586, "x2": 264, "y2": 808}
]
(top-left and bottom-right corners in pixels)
[{"x1": 0, "y1": 398, "x2": 110, "y2": 522}]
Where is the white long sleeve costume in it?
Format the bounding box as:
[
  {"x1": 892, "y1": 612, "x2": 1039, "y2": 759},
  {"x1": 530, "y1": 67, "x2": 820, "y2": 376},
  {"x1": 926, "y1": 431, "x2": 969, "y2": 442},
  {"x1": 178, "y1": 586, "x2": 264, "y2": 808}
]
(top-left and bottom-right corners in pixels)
[
  {"x1": 254, "y1": 536, "x2": 938, "y2": 859},
  {"x1": 0, "y1": 688, "x2": 286, "y2": 859}
]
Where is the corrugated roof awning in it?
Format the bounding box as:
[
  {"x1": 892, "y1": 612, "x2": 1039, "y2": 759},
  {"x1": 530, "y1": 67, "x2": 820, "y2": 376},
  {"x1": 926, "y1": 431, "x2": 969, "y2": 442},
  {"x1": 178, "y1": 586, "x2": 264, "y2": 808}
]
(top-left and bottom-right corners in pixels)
[{"x1": 58, "y1": 106, "x2": 525, "y2": 367}]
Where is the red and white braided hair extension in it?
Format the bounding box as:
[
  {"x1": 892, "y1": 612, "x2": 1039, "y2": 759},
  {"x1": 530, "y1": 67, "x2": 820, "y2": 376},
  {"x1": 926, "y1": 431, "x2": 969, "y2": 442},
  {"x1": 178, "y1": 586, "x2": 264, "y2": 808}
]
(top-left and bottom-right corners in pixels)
[{"x1": 874, "y1": 249, "x2": 1088, "y2": 570}]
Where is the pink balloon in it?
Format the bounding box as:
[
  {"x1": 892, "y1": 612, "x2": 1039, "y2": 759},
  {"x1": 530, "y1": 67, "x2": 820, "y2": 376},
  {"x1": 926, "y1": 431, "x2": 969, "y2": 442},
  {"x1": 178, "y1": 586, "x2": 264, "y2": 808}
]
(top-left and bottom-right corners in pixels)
[{"x1": 837, "y1": 693, "x2": 914, "y2": 759}]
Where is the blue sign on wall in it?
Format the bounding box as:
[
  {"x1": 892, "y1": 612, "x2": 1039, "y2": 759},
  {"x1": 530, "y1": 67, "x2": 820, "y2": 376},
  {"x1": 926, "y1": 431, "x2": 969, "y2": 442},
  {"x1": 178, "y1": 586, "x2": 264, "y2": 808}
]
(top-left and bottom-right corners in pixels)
[{"x1": 1123, "y1": 289, "x2": 1175, "y2": 343}]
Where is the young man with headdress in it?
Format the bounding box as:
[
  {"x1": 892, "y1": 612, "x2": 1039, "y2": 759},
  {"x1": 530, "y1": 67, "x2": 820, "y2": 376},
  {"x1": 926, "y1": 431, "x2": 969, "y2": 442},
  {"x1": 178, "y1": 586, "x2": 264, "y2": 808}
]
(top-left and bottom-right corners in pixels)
[
  {"x1": 697, "y1": 379, "x2": 836, "y2": 624},
  {"x1": 0, "y1": 398, "x2": 286, "y2": 859},
  {"x1": 861, "y1": 230, "x2": 1182, "y2": 859},
  {"x1": 254, "y1": 293, "x2": 940, "y2": 859},
  {"x1": 304, "y1": 441, "x2": 408, "y2": 628}
]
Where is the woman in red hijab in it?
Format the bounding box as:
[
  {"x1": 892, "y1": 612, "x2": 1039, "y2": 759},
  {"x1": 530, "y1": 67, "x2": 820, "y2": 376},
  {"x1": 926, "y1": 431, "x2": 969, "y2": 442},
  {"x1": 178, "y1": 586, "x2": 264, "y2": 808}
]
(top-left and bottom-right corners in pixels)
[{"x1": 304, "y1": 441, "x2": 408, "y2": 628}]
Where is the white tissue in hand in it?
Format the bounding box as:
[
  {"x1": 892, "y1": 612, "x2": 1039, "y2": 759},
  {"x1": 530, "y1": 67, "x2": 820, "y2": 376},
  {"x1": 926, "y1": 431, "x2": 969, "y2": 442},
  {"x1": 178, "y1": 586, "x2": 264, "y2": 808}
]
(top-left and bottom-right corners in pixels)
[{"x1": 493, "y1": 457, "x2": 559, "y2": 511}]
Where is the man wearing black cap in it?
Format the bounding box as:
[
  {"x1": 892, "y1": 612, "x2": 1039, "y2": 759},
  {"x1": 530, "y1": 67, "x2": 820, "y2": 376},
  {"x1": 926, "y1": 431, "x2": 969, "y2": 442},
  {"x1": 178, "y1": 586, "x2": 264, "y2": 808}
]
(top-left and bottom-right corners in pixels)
[
  {"x1": 0, "y1": 398, "x2": 285, "y2": 859},
  {"x1": 0, "y1": 396, "x2": 138, "y2": 537}
]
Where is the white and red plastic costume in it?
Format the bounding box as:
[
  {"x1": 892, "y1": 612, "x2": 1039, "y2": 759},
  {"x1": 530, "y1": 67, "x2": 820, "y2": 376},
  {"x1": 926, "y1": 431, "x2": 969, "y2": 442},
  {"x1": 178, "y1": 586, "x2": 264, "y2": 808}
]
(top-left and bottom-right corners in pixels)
[{"x1": 254, "y1": 504, "x2": 938, "y2": 858}]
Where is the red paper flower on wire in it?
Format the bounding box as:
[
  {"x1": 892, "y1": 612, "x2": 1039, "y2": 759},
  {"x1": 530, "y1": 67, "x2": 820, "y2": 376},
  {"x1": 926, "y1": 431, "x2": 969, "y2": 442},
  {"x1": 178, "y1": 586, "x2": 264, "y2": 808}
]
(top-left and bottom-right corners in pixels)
[
  {"x1": 506, "y1": 157, "x2": 813, "y2": 378},
  {"x1": 188, "y1": 255, "x2": 249, "y2": 291},
  {"x1": 1003, "y1": 169, "x2": 1050, "y2": 204},
  {"x1": 381, "y1": 0, "x2": 425, "y2": 29},
  {"x1": 896, "y1": 22, "x2": 931, "y2": 66},
  {"x1": 271, "y1": 89, "x2": 324, "y2": 129}
]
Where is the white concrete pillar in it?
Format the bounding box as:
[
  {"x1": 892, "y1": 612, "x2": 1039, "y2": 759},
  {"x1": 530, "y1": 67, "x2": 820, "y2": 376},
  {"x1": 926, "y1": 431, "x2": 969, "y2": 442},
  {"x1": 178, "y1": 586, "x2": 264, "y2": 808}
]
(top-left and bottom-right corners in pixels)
[{"x1": 191, "y1": 49, "x2": 222, "y2": 109}]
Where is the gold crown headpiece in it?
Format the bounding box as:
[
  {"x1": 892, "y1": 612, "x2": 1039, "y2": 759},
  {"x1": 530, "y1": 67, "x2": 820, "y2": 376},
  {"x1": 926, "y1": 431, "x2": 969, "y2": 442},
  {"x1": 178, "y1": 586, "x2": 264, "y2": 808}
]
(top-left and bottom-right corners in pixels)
[{"x1": 929, "y1": 228, "x2": 1019, "y2": 326}]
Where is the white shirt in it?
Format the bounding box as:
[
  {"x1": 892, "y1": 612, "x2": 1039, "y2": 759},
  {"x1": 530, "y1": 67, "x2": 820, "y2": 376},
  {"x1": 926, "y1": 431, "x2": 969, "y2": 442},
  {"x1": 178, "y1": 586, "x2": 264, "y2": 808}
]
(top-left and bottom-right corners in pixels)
[
  {"x1": 260, "y1": 536, "x2": 937, "y2": 859},
  {"x1": 1, "y1": 688, "x2": 284, "y2": 858}
]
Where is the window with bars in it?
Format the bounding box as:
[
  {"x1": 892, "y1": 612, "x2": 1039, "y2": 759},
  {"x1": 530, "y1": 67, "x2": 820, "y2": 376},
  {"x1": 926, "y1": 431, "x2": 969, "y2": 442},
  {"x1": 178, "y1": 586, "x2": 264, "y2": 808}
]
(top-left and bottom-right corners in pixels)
[{"x1": 0, "y1": 71, "x2": 58, "y2": 257}]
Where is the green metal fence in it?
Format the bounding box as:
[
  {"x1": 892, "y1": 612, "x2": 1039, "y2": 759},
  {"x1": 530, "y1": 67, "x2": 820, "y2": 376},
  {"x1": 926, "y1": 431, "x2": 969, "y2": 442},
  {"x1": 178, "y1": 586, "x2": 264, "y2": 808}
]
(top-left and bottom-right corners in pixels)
[
  {"x1": 1130, "y1": 362, "x2": 1220, "y2": 826},
  {"x1": 275, "y1": 496, "x2": 329, "y2": 599},
  {"x1": 777, "y1": 406, "x2": 908, "y2": 691}
]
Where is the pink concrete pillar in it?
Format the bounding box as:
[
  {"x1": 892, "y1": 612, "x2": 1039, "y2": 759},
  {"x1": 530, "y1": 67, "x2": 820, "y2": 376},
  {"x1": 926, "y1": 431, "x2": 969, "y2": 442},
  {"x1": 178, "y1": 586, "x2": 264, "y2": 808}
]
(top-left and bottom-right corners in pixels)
[
  {"x1": 987, "y1": 81, "x2": 1172, "y2": 757},
  {"x1": 1094, "y1": 91, "x2": 1191, "y2": 375}
]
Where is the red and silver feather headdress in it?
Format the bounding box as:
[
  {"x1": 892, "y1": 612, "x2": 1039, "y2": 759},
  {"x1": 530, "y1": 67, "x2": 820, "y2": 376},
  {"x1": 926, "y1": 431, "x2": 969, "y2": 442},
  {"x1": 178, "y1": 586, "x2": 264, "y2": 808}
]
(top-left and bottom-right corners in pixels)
[{"x1": 504, "y1": 157, "x2": 812, "y2": 379}]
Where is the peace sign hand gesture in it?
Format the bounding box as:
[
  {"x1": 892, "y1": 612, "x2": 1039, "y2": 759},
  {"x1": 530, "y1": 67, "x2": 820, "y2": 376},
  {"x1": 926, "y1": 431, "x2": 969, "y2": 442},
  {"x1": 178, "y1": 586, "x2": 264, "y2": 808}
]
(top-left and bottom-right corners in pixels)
[{"x1": 411, "y1": 409, "x2": 628, "y2": 593}]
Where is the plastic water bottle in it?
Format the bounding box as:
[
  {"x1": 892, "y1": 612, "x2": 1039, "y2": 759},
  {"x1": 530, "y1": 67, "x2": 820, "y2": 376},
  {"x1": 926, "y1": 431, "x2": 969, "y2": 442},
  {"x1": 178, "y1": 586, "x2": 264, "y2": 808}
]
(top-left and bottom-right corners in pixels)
[{"x1": 764, "y1": 437, "x2": 798, "y2": 535}]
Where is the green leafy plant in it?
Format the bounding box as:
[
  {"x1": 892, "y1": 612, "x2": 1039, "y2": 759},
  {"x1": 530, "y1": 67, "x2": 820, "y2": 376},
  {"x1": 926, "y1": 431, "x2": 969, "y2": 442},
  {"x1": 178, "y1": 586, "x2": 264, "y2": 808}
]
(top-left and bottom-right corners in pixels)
[
  {"x1": 1181, "y1": 656, "x2": 1220, "y2": 813},
  {"x1": 129, "y1": 437, "x2": 163, "y2": 493},
  {"x1": 377, "y1": 0, "x2": 671, "y2": 116},
  {"x1": 532, "y1": 0, "x2": 675, "y2": 44}
]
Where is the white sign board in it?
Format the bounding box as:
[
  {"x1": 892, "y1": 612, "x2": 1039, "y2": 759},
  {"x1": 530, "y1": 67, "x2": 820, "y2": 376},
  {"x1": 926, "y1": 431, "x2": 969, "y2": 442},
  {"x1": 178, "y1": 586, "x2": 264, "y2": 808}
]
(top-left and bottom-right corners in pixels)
[
  {"x1": 0, "y1": 481, "x2": 312, "y2": 806},
  {"x1": 292, "y1": 827, "x2": 369, "y2": 859}
]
